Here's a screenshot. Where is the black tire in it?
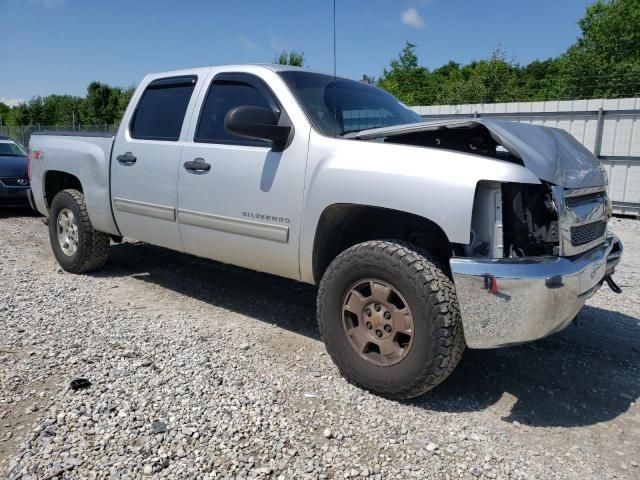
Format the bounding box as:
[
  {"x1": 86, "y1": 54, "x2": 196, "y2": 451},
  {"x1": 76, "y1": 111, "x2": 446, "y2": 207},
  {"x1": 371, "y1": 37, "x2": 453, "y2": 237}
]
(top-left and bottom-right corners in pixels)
[
  {"x1": 48, "y1": 189, "x2": 110, "y2": 273},
  {"x1": 317, "y1": 240, "x2": 465, "y2": 400}
]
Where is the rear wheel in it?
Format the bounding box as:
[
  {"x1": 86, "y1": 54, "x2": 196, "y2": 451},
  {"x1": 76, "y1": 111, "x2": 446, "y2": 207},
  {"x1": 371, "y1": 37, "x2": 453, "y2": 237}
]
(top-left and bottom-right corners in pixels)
[
  {"x1": 317, "y1": 240, "x2": 465, "y2": 400},
  {"x1": 48, "y1": 189, "x2": 110, "y2": 273}
]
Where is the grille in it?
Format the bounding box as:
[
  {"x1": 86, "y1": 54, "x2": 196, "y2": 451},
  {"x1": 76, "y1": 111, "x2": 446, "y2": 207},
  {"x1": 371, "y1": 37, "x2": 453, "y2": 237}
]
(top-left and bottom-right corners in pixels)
[
  {"x1": 565, "y1": 191, "x2": 605, "y2": 208},
  {"x1": 570, "y1": 221, "x2": 607, "y2": 246},
  {"x1": 0, "y1": 177, "x2": 29, "y2": 187}
]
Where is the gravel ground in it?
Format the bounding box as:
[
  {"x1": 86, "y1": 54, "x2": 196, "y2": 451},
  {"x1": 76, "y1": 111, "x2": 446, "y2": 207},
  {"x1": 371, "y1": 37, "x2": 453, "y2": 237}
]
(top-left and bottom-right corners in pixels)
[{"x1": 1, "y1": 208, "x2": 639, "y2": 479}]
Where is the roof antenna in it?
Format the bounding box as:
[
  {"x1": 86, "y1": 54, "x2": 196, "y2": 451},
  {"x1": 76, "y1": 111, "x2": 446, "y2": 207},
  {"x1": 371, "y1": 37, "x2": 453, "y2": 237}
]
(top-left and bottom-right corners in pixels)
[
  {"x1": 333, "y1": 0, "x2": 337, "y2": 78},
  {"x1": 332, "y1": 0, "x2": 338, "y2": 136}
]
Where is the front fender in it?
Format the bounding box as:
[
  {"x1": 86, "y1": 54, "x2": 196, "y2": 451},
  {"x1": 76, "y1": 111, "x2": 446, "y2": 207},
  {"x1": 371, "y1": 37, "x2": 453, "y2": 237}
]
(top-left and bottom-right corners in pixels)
[{"x1": 299, "y1": 135, "x2": 540, "y2": 283}]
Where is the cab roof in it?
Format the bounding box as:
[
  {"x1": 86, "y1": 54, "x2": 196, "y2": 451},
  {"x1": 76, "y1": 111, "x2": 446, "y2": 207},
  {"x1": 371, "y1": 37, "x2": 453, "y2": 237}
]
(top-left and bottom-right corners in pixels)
[{"x1": 145, "y1": 63, "x2": 335, "y2": 81}]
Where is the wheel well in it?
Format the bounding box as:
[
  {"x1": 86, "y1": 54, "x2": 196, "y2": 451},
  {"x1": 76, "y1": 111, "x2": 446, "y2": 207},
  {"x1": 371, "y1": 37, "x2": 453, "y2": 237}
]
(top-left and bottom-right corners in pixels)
[
  {"x1": 312, "y1": 204, "x2": 452, "y2": 283},
  {"x1": 44, "y1": 171, "x2": 82, "y2": 208}
]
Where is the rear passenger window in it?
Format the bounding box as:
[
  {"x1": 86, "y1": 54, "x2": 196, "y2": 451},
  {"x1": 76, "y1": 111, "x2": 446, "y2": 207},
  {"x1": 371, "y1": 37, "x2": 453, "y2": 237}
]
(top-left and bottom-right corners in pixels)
[
  {"x1": 195, "y1": 81, "x2": 273, "y2": 146},
  {"x1": 130, "y1": 76, "x2": 197, "y2": 141}
]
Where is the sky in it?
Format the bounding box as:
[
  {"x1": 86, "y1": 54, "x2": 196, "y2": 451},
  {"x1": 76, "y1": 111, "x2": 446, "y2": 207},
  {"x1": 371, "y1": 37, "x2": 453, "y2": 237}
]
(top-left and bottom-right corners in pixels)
[{"x1": 0, "y1": 0, "x2": 594, "y2": 105}]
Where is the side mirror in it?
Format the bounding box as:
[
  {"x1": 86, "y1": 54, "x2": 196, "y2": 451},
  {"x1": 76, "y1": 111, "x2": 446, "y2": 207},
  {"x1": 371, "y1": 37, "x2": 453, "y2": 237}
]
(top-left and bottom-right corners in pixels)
[{"x1": 224, "y1": 106, "x2": 291, "y2": 151}]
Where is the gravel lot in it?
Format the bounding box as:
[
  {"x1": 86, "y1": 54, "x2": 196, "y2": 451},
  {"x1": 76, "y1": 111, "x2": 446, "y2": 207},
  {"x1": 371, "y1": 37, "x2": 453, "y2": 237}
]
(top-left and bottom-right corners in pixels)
[{"x1": 1, "y1": 209, "x2": 639, "y2": 479}]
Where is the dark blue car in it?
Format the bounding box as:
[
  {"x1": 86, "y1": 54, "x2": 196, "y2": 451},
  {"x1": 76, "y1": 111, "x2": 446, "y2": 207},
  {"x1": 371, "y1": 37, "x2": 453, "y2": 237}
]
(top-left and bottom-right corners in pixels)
[{"x1": 0, "y1": 135, "x2": 30, "y2": 206}]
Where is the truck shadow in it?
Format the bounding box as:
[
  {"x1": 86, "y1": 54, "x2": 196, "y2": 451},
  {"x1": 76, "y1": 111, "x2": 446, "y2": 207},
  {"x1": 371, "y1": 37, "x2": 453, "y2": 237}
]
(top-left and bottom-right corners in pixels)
[
  {"x1": 97, "y1": 241, "x2": 640, "y2": 429},
  {"x1": 0, "y1": 206, "x2": 39, "y2": 219},
  {"x1": 412, "y1": 305, "x2": 640, "y2": 427},
  {"x1": 99, "y1": 241, "x2": 320, "y2": 339}
]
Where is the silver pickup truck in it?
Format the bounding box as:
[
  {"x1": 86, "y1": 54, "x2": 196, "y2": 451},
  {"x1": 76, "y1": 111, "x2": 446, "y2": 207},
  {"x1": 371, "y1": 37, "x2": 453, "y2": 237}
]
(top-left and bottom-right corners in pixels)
[{"x1": 28, "y1": 64, "x2": 623, "y2": 399}]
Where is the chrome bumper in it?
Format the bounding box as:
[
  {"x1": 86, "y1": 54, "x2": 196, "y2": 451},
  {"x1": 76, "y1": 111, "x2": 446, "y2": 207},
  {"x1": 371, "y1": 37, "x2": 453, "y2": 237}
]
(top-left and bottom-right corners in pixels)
[{"x1": 450, "y1": 234, "x2": 623, "y2": 349}]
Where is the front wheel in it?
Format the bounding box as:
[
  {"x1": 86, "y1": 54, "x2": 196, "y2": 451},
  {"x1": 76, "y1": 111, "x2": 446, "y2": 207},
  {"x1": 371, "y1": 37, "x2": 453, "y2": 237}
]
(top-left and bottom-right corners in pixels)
[
  {"x1": 317, "y1": 240, "x2": 465, "y2": 400},
  {"x1": 48, "y1": 189, "x2": 110, "y2": 273}
]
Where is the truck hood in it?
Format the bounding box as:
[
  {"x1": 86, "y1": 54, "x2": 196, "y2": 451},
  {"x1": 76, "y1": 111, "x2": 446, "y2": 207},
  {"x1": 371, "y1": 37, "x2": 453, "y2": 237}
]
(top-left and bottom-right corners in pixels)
[{"x1": 345, "y1": 119, "x2": 606, "y2": 189}]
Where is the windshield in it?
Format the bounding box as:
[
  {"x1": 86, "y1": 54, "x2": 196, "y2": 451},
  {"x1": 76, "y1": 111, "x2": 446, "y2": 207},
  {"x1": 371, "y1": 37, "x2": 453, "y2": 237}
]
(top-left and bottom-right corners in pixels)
[
  {"x1": 279, "y1": 71, "x2": 423, "y2": 137},
  {"x1": 0, "y1": 141, "x2": 27, "y2": 157}
]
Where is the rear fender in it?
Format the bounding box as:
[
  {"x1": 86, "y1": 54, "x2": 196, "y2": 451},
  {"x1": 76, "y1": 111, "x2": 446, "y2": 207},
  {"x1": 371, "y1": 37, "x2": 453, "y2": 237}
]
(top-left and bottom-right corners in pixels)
[{"x1": 30, "y1": 134, "x2": 119, "y2": 235}]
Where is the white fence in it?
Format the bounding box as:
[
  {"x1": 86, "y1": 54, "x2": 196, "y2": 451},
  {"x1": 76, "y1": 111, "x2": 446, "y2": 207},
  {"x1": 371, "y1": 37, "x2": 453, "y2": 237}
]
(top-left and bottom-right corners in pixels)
[{"x1": 413, "y1": 98, "x2": 640, "y2": 216}]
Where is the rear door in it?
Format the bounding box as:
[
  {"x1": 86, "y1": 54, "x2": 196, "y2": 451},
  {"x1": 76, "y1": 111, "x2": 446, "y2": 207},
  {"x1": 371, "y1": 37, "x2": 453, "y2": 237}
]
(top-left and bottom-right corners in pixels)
[
  {"x1": 177, "y1": 71, "x2": 309, "y2": 280},
  {"x1": 110, "y1": 75, "x2": 199, "y2": 250}
]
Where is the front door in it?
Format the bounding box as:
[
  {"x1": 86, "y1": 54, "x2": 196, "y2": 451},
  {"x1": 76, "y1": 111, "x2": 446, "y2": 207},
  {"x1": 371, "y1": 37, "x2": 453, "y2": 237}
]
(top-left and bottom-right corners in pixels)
[
  {"x1": 177, "y1": 72, "x2": 308, "y2": 280},
  {"x1": 110, "y1": 75, "x2": 199, "y2": 250}
]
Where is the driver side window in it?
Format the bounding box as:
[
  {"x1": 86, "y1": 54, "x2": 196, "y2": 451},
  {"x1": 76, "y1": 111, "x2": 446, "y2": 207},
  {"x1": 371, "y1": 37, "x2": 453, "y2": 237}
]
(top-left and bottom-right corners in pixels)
[{"x1": 195, "y1": 80, "x2": 272, "y2": 146}]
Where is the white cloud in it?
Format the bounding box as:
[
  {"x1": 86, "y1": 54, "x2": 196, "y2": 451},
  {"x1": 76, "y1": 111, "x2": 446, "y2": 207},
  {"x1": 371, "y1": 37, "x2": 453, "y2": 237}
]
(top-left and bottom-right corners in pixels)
[
  {"x1": 0, "y1": 97, "x2": 23, "y2": 107},
  {"x1": 400, "y1": 7, "x2": 425, "y2": 29},
  {"x1": 238, "y1": 36, "x2": 257, "y2": 50},
  {"x1": 28, "y1": 0, "x2": 66, "y2": 9}
]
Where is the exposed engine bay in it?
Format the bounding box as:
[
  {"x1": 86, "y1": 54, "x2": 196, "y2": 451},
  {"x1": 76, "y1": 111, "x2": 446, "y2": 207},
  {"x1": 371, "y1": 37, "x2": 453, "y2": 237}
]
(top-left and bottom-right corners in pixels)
[
  {"x1": 502, "y1": 183, "x2": 559, "y2": 256},
  {"x1": 466, "y1": 182, "x2": 559, "y2": 259},
  {"x1": 383, "y1": 123, "x2": 523, "y2": 166}
]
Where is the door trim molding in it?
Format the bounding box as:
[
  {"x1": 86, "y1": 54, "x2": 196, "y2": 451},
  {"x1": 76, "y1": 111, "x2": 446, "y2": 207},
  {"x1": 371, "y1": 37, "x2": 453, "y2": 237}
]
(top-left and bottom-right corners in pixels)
[
  {"x1": 113, "y1": 198, "x2": 176, "y2": 221},
  {"x1": 177, "y1": 209, "x2": 289, "y2": 243}
]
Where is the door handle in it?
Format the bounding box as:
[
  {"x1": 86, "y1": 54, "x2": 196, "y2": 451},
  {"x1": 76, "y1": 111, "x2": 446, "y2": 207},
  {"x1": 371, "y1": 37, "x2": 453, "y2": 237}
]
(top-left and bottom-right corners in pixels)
[
  {"x1": 183, "y1": 157, "x2": 211, "y2": 173},
  {"x1": 117, "y1": 152, "x2": 137, "y2": 165}
]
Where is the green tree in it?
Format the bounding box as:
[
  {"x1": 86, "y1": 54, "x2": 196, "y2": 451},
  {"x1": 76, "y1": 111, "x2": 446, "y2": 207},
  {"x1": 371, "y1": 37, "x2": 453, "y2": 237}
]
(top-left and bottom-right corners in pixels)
[
  {"x1": 462, "y1": 49, "x2": 523, "y2": 103},
  {"x1": 378, "y1": 45, "x2": 525, "y2": 105},
  {"x1": 82, "y1": 82, "x2": 115, "y2": 125},
  {"x1": 377, "y1": 42, "x2": 432, "y2": 105},
  {"x1": 27, "y1": 97, "x2": 46, "y2": 125},
  {"x1": 520, "y1": 58, "x2": 563, "y2": 101},
  {"x1": 557, "y1": 0, "x2": 640, "y2": 98},
  {"x1": 42, "y1": 95, "x2": 84, "y2": 126},
  {"x1": 275, "y1": 50, "x2": 305, "y2": 67},
  {"x1": 117, "y1": 86, "x2": 135, "y2": 121},
  {"x1": 0, "y1": 103, "x2": 10, "y2": 131},
  {"x1": 0, "y1": 82, "x2": 134, "y2": 128},
  {"x1": 10, "y1": 103, "x2": 30, "y2": 125}
]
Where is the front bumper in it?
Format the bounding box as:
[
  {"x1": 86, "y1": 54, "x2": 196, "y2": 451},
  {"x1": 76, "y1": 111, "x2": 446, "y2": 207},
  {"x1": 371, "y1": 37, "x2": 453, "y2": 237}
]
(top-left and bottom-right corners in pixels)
[{"x1": 450, "y1": 233, "x2": 623, "y2": 349}]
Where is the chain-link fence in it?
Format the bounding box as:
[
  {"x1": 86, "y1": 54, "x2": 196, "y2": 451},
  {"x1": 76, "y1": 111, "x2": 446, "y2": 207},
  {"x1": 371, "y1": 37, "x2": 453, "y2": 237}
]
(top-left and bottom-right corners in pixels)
[{"x1": 0, "y1": 124, "x2": 118, "y2": 147}]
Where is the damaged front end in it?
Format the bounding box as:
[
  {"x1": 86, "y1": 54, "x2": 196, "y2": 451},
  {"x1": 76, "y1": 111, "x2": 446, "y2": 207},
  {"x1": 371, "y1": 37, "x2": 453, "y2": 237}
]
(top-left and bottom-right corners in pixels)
[
  {"x1": 466, "y1": 181, "x2": 560, "y2": 260},
  {"x1": 451, "y1": 180, "x2": 623, "y2": 348},
  {"x1": 348, "y1": 119, "x2": 623, "y2": 348}
]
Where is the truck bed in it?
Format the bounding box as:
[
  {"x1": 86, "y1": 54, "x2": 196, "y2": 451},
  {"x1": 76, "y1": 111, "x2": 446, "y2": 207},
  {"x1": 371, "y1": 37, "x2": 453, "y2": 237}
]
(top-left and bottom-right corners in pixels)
[
  {"x1": 31, "y1": 131, "x2": 116, "y2": 138},
  {"x1": 28, "y1": 132, "x2": 119, "y2": 236}
]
